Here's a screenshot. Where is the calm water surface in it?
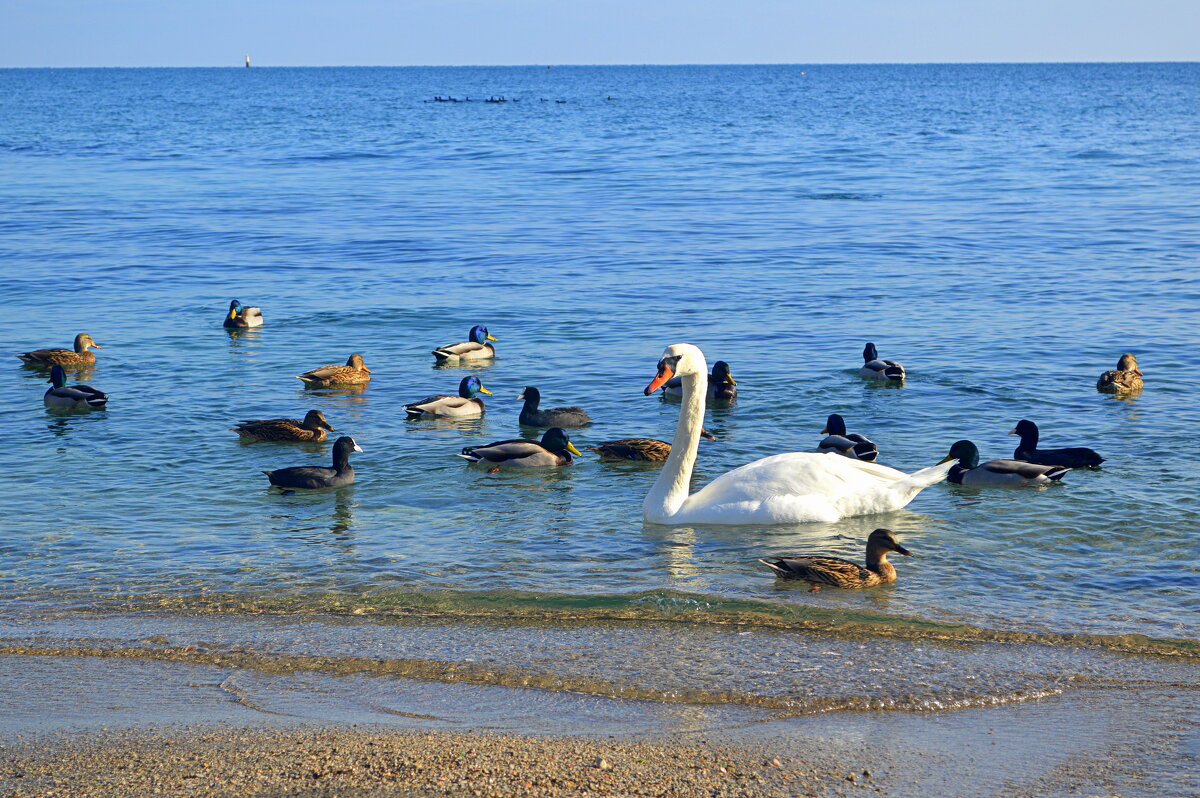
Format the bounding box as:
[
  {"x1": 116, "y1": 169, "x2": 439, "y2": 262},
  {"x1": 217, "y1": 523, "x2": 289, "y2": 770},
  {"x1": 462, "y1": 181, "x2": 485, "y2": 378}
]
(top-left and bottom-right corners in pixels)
[{"x1": 1, "y1": 66, "x2": 1198, "y2": 712}]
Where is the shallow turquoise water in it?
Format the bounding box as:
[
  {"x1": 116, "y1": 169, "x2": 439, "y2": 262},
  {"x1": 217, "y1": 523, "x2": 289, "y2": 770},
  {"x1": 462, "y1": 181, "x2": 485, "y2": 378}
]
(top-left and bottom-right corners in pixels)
[{"x1": 1, "y1": 64, "x2": 1198, "y2": 651}]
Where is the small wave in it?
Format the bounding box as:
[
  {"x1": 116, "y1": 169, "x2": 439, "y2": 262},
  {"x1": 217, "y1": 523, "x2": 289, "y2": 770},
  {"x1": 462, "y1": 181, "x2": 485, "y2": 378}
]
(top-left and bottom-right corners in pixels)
[
  {"x1": 795, "y1": 191, "x2": 880, "y2": 201},
  {"x1": 272, "y1": 151, "x2": 393, "y2": 163},
  {"x1": 57, "y1": 587, "x2": 1200, "y2": 659},
  {"x1": 0, "y1": 639, "x2": 1068, "y2": 715},
  {"x1": 1067, "y1": 148, "x2": 1124, "y2": 161}
]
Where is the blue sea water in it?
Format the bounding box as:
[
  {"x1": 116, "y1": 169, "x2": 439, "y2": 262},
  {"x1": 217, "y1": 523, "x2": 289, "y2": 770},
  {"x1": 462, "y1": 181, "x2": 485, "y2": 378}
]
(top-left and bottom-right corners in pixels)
[{"x1": 0, "y1": 65, "x2": 1198, "y2": 717}]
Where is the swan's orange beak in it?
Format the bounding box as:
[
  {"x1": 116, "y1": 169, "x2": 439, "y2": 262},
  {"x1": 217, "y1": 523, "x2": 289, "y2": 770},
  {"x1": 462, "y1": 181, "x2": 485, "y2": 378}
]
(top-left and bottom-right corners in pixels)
[{"x1": 645, "y1": 363, "x2": 674, "y2": 395}]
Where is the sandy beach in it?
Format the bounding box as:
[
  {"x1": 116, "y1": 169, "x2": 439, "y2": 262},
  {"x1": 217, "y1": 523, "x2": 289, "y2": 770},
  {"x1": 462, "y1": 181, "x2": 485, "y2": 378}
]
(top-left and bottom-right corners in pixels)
[{"x1": 1, "y1": 726, "x2": 861, "y2": 798}]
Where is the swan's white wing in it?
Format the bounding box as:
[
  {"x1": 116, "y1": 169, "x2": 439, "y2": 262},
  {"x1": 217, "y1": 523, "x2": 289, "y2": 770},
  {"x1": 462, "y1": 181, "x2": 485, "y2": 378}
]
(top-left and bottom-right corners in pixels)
[{"x1": 674, "y1": 452, "x2": 945, "y2": 525}]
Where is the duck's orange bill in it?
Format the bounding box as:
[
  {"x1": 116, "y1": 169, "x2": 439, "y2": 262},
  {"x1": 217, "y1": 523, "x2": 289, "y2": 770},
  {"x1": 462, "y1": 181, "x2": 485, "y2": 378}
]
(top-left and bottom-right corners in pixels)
[{"x1": 644, "y1": 364, "x2": 674, "y2": 395}]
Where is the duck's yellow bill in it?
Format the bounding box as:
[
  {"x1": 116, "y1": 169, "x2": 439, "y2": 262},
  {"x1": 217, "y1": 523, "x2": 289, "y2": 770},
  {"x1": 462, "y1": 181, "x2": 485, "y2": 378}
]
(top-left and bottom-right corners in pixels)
[
  {"x1": 566, "y1": 442, "x2": 582, "y2": 456},
  {"x1": 937, "y1": 455, "x2": 957, "y2": 465},
  {"x1": 486, "y1": 334, "x2": 498, "y2": 341},
  {"x1": 479, "y1": 386, "x2": 492, "y2": 395}
]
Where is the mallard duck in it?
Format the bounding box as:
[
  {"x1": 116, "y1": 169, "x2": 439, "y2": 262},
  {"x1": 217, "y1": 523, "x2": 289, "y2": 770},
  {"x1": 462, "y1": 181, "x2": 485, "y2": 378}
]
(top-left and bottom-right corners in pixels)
[
  {"x1": 641, "y1": 344, "x2": 952, "y2": 525},
  {"x1": 940, "y1": 440, "x2": 1068, "y2": 486},
  {"x1": 17, "y1": 333, "x2": 102, "y2": 367},
  {"x1": 432, "y1": 325, "x2": 496, "y2": 362},
  {"x1": 43, "y1": 364, "x2": 107, "y2": 410},
  {"x1": 1009, "y1": 419, "x2": 1103, "y2": 468},
  {"x1": 263, "y1": 436, "x2": 362, "y2": 489},
  {"x1": 817, "y1": 414, "x2": 878, "y2": 462},
  {"x1": 587, "y1": 429, "x2": 715, "y2": 462},
  {"x1": 233, "y1": 409, "x2": 334, "y2": 442},
  {"x1": 223, "y1": 299, "x2": 263, "y2": 329},
  {"x1": 759, "y1": 528, "x2": 912, "y2": 591},
  {"x1": 296, "y1": 354, "x2": 371, "y2": 386},
  {"x1": 458, "y1": 427, "x2": 581, "y2": 469},
  {"x1": 858, "y1": 342, "x2": 905, "y2": 382},
  {"x1": 405, "y1": 376, "x2": 491, "y2": 418},
  {"x1": 664, "y1": 360, "x2": 737, "y2": 401},
  {"x1": 1097, "y1": 353, "x2": 1143, "y2": 394},
  {"x1": 518, "y1": 386, "x2": 592, "y2": 427}
]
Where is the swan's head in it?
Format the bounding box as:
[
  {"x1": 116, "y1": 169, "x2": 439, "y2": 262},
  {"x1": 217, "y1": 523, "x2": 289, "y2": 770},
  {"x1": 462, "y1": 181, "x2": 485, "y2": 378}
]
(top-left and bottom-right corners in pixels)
[
  {"x1": 1117, "y1": 353, "x2": 1142, "y2": 374},
  {"x1": 644, "y1": 343, "x2": 706, "y2": 395}
]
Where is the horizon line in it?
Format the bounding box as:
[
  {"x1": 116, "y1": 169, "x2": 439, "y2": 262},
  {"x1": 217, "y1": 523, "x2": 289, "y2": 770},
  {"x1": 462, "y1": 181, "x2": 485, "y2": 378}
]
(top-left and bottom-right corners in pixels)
[{"x1": 3, "y1": 59, "x2": 1198, "y2": 70}]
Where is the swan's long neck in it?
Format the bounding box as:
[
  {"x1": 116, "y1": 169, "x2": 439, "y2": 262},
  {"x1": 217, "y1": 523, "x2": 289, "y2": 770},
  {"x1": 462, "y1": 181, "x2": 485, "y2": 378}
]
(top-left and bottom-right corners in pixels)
[{"x1": 645, "y1": 359, "x2": 708, "y2": 522}]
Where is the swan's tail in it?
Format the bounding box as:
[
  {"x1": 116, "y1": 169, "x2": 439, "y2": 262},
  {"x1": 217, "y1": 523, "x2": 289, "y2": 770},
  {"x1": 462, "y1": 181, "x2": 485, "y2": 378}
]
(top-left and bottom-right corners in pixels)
[{"x1": 894, "y1": 459, "x2": 956, "y2": 494}]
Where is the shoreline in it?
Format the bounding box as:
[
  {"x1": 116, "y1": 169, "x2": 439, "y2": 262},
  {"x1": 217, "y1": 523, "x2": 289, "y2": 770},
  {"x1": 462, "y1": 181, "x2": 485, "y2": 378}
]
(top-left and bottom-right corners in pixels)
[{"x1": 1, "y1": 643, "x2": 1197, "y2": 797}]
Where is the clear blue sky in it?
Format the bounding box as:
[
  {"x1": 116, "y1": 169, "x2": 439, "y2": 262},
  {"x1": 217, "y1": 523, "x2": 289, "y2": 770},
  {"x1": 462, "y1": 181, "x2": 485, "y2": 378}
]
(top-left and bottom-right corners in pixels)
[{"x1": 2, "y1": 0, "x2": 1196, "y2": 67}]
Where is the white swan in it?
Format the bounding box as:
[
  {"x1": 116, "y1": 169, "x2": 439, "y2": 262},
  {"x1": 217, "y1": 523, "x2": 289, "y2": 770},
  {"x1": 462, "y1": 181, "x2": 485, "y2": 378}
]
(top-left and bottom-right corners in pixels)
[{"x1": 642, "y1": 343, "x2": 954, "y2": 525}]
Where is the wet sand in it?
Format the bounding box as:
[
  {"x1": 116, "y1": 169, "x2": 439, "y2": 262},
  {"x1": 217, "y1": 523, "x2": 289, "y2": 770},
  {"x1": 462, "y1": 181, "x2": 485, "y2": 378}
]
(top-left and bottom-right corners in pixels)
[{"x1": 0, "y1": 726, "x2": 855, "y2": 797}]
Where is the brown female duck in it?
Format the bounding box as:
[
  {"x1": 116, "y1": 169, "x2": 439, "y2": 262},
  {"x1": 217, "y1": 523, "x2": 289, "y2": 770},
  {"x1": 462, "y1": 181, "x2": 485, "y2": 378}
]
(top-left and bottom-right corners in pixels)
[
  {"x1": 233, "y1": 409, "x2": 335, "y2": 442},
  {"x1": 296, "y1": 354, "x2": 371, "y2": 386},
  {"x1": 587, "y1": 430, "x2": 715, "y2": 462},
  {"x1": 17, "y1": 333, "x2": 102, "y2": 367},
  {"x1": 1097, "y1": 353, "x2": 1143, "y2": 394},
  {"x1": 759, "y1": 528, "x2": 912, "y2": 591}
]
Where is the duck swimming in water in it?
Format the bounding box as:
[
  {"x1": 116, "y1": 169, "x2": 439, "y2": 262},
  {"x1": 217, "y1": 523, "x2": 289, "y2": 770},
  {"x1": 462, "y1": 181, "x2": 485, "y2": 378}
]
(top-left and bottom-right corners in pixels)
[
  {"x1": 1096, "y1": 353, "x2": 1143, "y2": 394},
  {"x1": 663, "y1": 360, "x2": 737, "y2": 402},
  {"x1": 223, "y1": 299, "x2": 263, "y2": 329},
  {"x1": 233, "y1": 409, "x2": 334, "y2": 442},
  {"x1": 759, "y1": 528, "x2": 912, "y2": 591},
  {"x1": 296, "y1": 354, "x2": 371, "y2": 386},
  {"x1": 18, "y1": 333, "x2": 102, "y2": 367},
  {"x1": 816, "y1": 414, "x2": 878, "y2": 461},
  {"x1": 432, "y1": 325, "x2": 497, "y2": 363},
  {"x1": 43, "y1": 364, "x2": 107, "y2": 410},
  {"x1": 858, "y1": 342, "x2": 905, "y2": 382},
  {"x1": 405, "y1": 376, "x2": 491, "y2": 418},
  {"x1": 1009, "y1": 419, "x2": 1103, "y2": 468},
  {"x1": 940, "y1": 440, "x2": 1068, "y2": 486},
  {"x1": 459, "y1": 427, "x2": 581, "y2": 469},
  {"x1": 587, "y1": 429, "x2": 715, "y2": 462}
]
